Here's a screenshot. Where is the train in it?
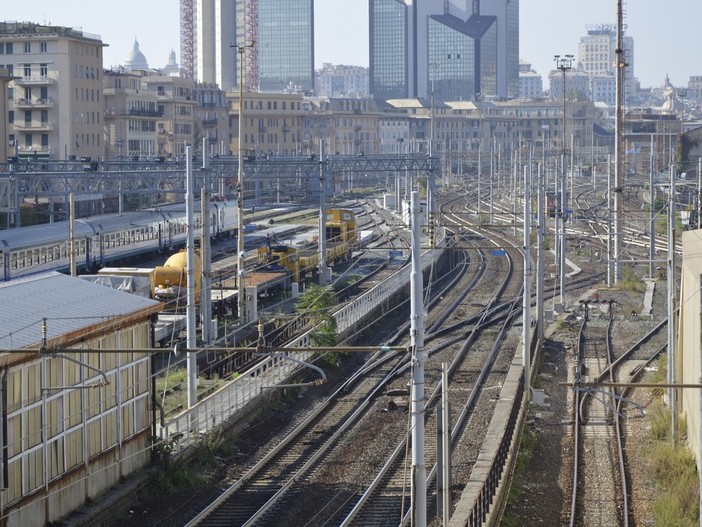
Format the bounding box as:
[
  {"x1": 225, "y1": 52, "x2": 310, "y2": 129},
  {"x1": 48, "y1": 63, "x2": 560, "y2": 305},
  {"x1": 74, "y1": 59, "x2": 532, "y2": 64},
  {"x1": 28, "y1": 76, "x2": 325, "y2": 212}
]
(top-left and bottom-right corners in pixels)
[
  {"x1": 257, "y1": 208, "x2": 358, "y2": 282},
  {"x1": 98, "y1": 248, "x2": 202, "y2": 304},
  {"x1": 0, "y1": 199, "x2": 238, "y2": 281}
]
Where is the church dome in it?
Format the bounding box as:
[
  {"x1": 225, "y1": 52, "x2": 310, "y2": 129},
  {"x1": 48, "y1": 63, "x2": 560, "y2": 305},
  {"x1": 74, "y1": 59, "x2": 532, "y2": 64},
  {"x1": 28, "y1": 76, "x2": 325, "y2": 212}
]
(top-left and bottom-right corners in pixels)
[{"x1": 124, "y1": 38, "x2": 149, "y2": 70}]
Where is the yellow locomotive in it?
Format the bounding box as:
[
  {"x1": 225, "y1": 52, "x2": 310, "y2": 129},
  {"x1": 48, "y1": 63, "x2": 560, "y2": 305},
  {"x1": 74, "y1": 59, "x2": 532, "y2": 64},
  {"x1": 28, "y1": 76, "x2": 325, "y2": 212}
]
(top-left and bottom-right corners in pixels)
[{"x1": 257, "y1": 208, "x2": 357, "y2": 282}]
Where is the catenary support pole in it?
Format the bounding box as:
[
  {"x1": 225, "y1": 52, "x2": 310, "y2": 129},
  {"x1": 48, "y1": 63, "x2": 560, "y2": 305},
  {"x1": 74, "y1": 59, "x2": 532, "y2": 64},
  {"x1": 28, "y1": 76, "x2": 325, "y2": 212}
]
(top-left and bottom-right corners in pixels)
[
  {"x1": 410, "y1": 190, "x2": 427, "y2": 527},
  {"x1": 523, "y1": 165, "x2": 532, "y2": 399},
  {"x1": 186, "y1": 146, "x2": 198, "y2": 408},
  {"x1": 537, "y1": 161, "x2": 545, "y2": 345},
  {"x1": 318, "y1": 139, "x2": 328, "y2": 285},
  {"x1": 650, "y1": 135, "x2": 656, "y2": 279},
  {"x1": 668, "y1": 163, "x2": 677, "y2": 442}
]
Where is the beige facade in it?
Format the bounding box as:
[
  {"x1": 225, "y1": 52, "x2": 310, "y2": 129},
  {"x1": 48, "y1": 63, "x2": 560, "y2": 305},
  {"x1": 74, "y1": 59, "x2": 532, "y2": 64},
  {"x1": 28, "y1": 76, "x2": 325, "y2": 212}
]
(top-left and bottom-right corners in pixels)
[
  {"x1": 193, "y1": 83, "x2": 230, "y2": 156},
  {"x1": 0, "y1": 68, "x2": 14, "y2": 161},
  {"x1": 1, "y1": 22, "x2": 105, "y2": 160},
  {"x1": 143, "y1": 75, "x2": 196, "y2": 159},
  {"x1": 103, "y1": 69, "x2": 160, "y2": 160},
  {"x1": 678, "y1": 230, "x2": 702, "y2": 475},
  {"x1": 228, "y1": 91, "x2": 305, "y2": 157}
]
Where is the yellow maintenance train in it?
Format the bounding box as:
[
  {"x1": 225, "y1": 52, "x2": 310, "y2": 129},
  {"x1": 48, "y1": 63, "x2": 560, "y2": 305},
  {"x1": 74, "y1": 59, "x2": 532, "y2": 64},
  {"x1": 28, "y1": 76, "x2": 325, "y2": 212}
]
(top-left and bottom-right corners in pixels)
[{"x1": 257, "y1": 208, "x2": 358, "y2": 282}]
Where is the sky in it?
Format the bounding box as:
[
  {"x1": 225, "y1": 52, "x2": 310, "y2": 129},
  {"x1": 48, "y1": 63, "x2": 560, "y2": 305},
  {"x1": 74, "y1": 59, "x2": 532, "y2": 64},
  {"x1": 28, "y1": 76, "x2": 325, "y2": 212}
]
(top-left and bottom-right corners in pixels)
[{"x1": 2, "y1": 0, "x2": 698, "y2": 89}]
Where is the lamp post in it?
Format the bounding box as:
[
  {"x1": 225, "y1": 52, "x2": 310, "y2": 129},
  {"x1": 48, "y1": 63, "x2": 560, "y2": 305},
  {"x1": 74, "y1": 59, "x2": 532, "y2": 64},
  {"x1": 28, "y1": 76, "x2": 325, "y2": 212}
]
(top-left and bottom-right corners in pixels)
[
  {"x1": 428, "y1": 62, "x2": 440, "y2": 229},
  {"x1": 554, "y1": 54, "x2": 573, "y2": 308},
  {"x1": 234, "y1": 40, "x2": 255, "y2": 325}
]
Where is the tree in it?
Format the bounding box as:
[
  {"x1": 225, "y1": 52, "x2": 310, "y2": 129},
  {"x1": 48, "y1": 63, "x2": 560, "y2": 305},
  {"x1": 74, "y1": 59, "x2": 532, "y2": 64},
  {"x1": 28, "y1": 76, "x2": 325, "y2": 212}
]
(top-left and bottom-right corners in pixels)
[{"x1": 296, "y1": 284, "x2": 338, "y2": 346}]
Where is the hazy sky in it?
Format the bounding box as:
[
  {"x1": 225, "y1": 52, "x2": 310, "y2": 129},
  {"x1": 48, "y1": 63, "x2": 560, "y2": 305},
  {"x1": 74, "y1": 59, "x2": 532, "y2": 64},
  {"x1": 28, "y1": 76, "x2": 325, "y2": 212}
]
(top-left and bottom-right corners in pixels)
[{"x1": 2, "y1": 0, "x2": 698, "y2": 88}]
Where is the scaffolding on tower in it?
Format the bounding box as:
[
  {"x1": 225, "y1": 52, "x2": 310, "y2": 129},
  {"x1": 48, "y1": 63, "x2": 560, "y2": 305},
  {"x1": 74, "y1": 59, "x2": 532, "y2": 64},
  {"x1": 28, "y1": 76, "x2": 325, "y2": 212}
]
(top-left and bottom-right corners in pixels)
[
  {"x1": 180, "y1": 0, "x2": 194, "y2": 80},
  {"x1": 243, "y1": 0, "x2": 259, "y2": 91}
]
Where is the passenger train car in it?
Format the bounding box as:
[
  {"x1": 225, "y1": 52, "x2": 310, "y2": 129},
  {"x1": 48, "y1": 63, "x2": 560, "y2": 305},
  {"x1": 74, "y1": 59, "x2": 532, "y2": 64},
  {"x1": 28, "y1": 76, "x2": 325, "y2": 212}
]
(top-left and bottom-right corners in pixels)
[{"x1": 0, "y1": 200, "x2": 238, "y2": 281}]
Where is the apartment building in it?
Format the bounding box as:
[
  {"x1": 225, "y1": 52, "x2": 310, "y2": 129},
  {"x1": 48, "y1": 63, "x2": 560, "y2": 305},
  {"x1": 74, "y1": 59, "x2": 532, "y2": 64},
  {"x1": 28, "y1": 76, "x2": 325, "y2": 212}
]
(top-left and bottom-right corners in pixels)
[
  {"x1": 1, "y1": 21, "x2": 104, "y2": 160},
  {"x1": 103, "y1": 69, "x2": 160, "y2": 160},
  {"x1": 143, "y1": 75, "x2": 196, "y2": 159},
  {"x1": 315, "y1": 63, "x2": 369, "y2": 98},
  {"x1": 228, "y1": 91, "x2": 305, "y2": 157},
  {"x1": 193, "y1": 83, "x2": 230, "y2": 156}
]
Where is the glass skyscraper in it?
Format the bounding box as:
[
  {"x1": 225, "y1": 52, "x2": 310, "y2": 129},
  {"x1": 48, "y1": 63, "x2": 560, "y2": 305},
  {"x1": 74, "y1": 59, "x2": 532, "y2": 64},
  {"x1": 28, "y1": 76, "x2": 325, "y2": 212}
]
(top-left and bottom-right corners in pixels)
[
  {"x1": 428, "y1": 13, "x2": 496, "y2": 101},
  {"x1": 369, "y1": 0, "x2": 517, "y2": 101},
  {"x1": 258, "y1": 0, "x2": 314, "y2": 92},
  {"x1": 369, "y1": 0, "x2": 411, "y2": 100}
]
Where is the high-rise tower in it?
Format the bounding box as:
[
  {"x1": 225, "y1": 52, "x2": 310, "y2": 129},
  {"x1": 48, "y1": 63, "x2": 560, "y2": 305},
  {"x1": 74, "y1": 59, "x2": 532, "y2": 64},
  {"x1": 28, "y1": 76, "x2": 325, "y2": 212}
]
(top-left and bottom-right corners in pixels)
[
  {"x1": 258, "y1": 0, "x2": 314, "y2": 92},
  {"x1": 369, "y1": 0, "x2": 518, "y2": 101},
  {"x1": 181, "y1": 0, "x2": 313, "y2": 93}
]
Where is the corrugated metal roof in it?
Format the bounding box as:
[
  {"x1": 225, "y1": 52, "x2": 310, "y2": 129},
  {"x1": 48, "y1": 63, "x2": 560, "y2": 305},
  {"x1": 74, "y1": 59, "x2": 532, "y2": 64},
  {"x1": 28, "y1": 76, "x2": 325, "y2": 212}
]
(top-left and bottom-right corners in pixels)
[{"x1": 0, "y1": 272, "x2": 161, "y2": 350}]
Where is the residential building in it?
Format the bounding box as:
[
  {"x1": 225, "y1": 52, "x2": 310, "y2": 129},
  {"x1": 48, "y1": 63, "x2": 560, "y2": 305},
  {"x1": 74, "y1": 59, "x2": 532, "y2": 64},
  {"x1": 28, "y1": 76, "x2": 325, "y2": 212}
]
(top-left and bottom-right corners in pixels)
[
  {"x1": 1, "y1": 21, "x2": 105, "y2": 160},
  {"x1": 143, "y1": 75, "x2": 196, "y2": 159},
  {"x1": 193, "y1": 83, "x2": 230, "y2": 156},
  {"x1": 590, "y1": 74, "x2": 616, "y2": 106},
  {"x1": 688, "y1": 76, "x2": 702, "y2": 102},
  {"x1": 1, "y1": 67, "x2": 14, "y2": 161},
  {"x1": 0, "y1": 272, "x2": 161, "y2": 527},
  {"x1": 369, "y1": 0, "x2": 519, "y2": 101},
  {"x1": 316, "y1": 63, "x2": 369, "y2": 98},
  {"x1": 103, "y1": 69, "x2": 160, "y2": 160},
  {"x1": 549, "y1": 67, "x2": 591, "y2": 101},
  {"x1": 518, "y1": 60, "x2": 543, "y2": 99},
  {"x1": 577, "y1": 25, "x2": 635, "y2": 104},
  {"x1": 228, "y1": 91, "x2": 305, "y2": 157}
]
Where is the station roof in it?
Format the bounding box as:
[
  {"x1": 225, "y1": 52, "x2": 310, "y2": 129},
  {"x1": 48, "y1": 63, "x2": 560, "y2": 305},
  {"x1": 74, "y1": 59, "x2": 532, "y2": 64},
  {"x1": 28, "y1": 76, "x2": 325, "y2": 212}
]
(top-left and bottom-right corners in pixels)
[{"x1": 0, "y1": 272, "x2": 161, "y2": 356}]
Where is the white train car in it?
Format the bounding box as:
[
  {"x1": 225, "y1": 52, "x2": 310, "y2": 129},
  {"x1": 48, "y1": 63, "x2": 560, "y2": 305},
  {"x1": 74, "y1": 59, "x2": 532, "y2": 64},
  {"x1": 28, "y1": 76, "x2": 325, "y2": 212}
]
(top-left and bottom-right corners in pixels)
[{"x1": 0, "y1": 200, "x2": 239, "y2": 281}]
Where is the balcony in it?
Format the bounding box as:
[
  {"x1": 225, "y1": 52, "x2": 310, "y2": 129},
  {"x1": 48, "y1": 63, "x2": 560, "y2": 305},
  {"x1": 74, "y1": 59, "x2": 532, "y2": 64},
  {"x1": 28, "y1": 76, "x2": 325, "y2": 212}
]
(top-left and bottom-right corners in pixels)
[
  {"x1": 201, "y1": 117, "x2": 218, "y2": 127},
  {"x1": 16, "y1": 145, "x2": 52, "y2": 156},
  {"x1": 128, "y1": 108, "x2": 164, "y2": 118},
  {"x1": 13, "y1": 121, "x2": 55, "y2": 132},
  {"x1": 15, "y1": 98, "x2": 54, "y2": 109},
  {"x1": 13, "y1": 76, "x2": 55, "y2": 86}
]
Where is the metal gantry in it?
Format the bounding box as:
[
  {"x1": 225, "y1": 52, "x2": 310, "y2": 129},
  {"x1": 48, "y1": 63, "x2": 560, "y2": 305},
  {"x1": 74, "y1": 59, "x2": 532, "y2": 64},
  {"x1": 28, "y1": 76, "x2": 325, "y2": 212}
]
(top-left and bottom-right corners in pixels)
[{"x1": 0, "y1": 154, "x2": 437, "y2": 209}]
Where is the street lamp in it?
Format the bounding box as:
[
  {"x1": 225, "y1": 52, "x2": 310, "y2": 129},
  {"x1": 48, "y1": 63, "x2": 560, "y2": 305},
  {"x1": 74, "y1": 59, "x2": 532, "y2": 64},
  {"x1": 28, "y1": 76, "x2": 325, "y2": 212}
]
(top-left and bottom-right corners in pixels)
[
  {"x1": 233, "y1": 40, "x2": 255, "y2": 325},
  {"x1": 428, "y1": 62, "x2": 440, "y2": 229},
  {"x1": 554, "y1": 54, "x2": 573, "y2": 309}
]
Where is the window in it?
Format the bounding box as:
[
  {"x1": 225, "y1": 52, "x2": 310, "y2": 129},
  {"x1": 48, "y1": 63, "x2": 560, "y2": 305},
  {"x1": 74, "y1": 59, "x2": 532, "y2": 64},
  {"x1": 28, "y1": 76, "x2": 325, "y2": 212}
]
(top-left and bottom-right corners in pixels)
[
  {"x1": 40, "y1": 87, "x2": 47, "y2": 100},
  {"x1": 7, "y1": 87, "x2": 12, "y2": 100},
  {"x1": 40, "y1": 42, "x2": 47, "y2": 53},
  {"x1": 41, "y1": 134, "x2": 48, "y2": 147},
  {"x1": 25, "y1": 134, "x2": 32, "y2": 147},
  {"x1": 5, "y1": 43, "x2": 13, "y2": 54},
  {"x1": 40, "y1": 110, "x2": 48, "y2": 124},
  {"x1": 40, "y1": 64, "x2": 47, "y2": 77},
  {"x1": 24, "y1": 111, "x2": 31, "y2": 124},
  {"x1": 8, "y1": 134, "x2": 14, "y2": 146},
  {"x1": 23, "y1": 64, "x2": 31, "y2": 78},
  {"x1": 8, "y1": 111, "x2": 13, "y2": 124},
  {"x1": 23, "y1": 42, "x2": 31, "y2": 53}
]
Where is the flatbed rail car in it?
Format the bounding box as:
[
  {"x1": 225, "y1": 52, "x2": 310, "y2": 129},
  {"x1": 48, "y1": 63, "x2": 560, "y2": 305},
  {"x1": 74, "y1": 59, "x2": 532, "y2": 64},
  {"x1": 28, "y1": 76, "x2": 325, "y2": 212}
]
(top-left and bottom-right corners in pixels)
[
  {"x1": 0, "y1": 200, "x2": 238, "y2": 281},
  {"x1": 257, "y1": 208, "x2": 357, "y2": 282}
]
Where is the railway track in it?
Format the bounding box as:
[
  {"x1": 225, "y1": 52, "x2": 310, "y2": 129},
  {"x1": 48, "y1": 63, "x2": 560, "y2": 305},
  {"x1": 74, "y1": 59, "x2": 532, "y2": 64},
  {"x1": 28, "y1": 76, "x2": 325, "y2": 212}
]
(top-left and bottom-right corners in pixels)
[
  {"x1": 568, "y1": 302, "x2": 668, "y2": 526},
  {"x1": 177, "y1": 194, "x2": 524, "y2": 526}
]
